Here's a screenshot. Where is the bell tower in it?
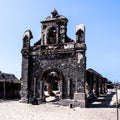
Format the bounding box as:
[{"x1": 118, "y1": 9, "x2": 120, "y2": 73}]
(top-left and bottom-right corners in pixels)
[{"x1": 41, "y1": 9, "x2": 68, "y2": 46}]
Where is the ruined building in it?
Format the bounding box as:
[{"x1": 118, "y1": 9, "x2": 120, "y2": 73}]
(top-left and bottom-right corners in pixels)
[
  {"x1": 85, "y1": 68, "x2": 113, "y2": 104},
  {"x1": 20, "y1": 10, "x2": 113, "y2": 107},
  {"x1": 20, "y1": 10, "x2": 87, "y2": 107},
  {"x1": 0, "y1": 71, "x2": 20, "y2": 99}
]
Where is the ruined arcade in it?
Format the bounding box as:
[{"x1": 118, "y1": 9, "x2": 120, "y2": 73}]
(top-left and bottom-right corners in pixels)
[{"x1": 20, "y1": 10, "x2": 87, "y2": 107}]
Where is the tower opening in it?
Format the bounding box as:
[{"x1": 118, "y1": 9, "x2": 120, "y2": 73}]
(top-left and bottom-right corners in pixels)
[{"x1": 47, "y1": 27, "x2": 57, "y2": 44}]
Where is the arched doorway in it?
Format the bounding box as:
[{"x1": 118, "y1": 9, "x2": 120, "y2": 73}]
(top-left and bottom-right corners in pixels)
[{"x1": 41, "y1": 68, "x2": 64, "y2": 102}]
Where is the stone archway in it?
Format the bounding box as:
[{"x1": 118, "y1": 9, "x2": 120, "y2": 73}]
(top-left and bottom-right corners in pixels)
[{"x1": 41, "y1": 68, "x2": 64, "y2": 102}]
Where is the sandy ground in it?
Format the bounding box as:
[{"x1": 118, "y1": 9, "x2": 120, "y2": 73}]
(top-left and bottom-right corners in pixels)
[{"x1": 0, "y1": 90, "x2": 120, "y2": 120}]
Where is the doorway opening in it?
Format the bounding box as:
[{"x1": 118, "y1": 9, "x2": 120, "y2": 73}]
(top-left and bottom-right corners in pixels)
[{"x1": 41, "y1": 68, "x2": 63, "y2": 102}]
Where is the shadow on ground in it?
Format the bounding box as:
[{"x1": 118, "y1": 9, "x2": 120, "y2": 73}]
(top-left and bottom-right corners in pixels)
[{"x1": 88, "y1": 91, "x2": 116, "y2": 108}]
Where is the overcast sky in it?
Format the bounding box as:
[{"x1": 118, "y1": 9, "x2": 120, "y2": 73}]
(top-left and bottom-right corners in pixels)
[{"x1": 0, "y1": 0, "x2": 120, "y2": 82}]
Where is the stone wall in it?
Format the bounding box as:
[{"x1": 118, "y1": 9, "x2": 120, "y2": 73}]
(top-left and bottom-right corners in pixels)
[
  {"x1": 20, "y1": 10, "x2": 113, "y2": 107},
  {"x1": 0, "y1": 71, "x2": 21, "y2": 99},
  {"x1": 20, "y1": 10, "x2": 87, "y2": 107},
  {"x1": 86, "y1": 68, "x2": 113, "y2": 103}
]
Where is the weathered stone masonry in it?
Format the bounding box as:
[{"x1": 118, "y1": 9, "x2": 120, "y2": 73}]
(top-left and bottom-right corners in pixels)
[
  {"x1": 20, "y1": 10, "x2": 87, "y2": 107},
  {"x1": 20, "y1": 10, "x2": 113, "y2": 107},
  {"x1": 86, "y1": 68, "x2": 113, "y2": 104}
]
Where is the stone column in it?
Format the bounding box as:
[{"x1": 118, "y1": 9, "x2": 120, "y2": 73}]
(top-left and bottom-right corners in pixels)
[
  {"x1": 93, "y1": 74, "x2": 97, "y2": 96},
  {"x1": 20, "y1": 56, "x2": 29, "y2": 103},
  {"x1": 73, "y1": 51, "x2": 86, "y2": 108},
  {"x1": 102, "y1": 78, "x2": 105, "y2": 94},
  {"x1": 20, "y1": 30, "x2": 33, "y2": 103},
  {"x1": 96, "y1": 75, "x2": 99, "y2": 97},
  {"x1": 99, "y1": 77, "x2": 103, "y2": 94},
  {"x1": 73, "y1": 24, "x2": 86, "y2": 107},
  {"x1": 38, "y1": 80, "x2": 45, "y2": 103},
  {"x1": 59, "y1": 79, "x2": 63, "y2": 99}
]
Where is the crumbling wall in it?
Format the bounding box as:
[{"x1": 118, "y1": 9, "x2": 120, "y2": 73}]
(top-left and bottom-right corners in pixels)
[{"x1": 0, "y1": 72, "x2": 20, "y2": 99}]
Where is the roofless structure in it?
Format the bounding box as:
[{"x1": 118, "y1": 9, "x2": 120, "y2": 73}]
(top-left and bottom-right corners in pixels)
[{"x1": 20, "y1": 10, "x2": 87, "y2": 107}]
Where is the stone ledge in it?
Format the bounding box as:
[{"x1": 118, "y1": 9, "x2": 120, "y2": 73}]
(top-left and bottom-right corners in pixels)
[
  {"x1": 74, "y1": 93, "x2": 86, "y2": 100},
  {"x1": 19, "y1": 98, "x2": 28, "y2": 103},
  {"x1": 57, "y1": 99, "x2": 86, "y2": 108}
]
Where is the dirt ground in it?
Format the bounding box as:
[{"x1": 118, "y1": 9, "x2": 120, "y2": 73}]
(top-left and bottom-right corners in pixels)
[{"x1": 0, "y1": 89, "x2": 119, "y2": 120}]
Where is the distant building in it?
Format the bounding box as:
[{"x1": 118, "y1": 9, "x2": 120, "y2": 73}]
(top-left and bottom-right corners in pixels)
[{"x1": 0, "y1": 71, "x2": 20, "y2": 99}]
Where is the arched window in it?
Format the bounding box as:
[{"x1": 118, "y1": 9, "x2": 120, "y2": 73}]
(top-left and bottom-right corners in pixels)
[
  {"x1": 47, "y1": 27, "x2": 56, "y2": 44},
  {"x1": 76, "y1": 30, "x2": 84, "y2": 43}
]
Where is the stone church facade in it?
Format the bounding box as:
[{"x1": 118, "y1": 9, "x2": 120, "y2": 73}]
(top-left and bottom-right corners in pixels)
[{"x1": 20, "y1": 10, "x2": 87, "y2": 107}]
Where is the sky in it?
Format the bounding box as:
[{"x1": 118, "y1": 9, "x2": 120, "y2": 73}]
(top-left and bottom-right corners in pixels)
[{"x1": 0, "y1": 0, "x2": 120, "y2": 82}]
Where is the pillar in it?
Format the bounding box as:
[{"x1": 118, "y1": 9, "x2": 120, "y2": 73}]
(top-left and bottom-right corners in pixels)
[{"x1": 20, "y1": 30, "x2": 33, "y2": 103}]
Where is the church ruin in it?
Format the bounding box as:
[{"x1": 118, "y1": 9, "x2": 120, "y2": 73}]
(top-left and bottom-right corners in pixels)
[
  {"x1": 20, "y1": 10, "x2": 113, "y2": 107},
  {"x1": 20, "y1": 10, "x2": 87, "y2": 107}
]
